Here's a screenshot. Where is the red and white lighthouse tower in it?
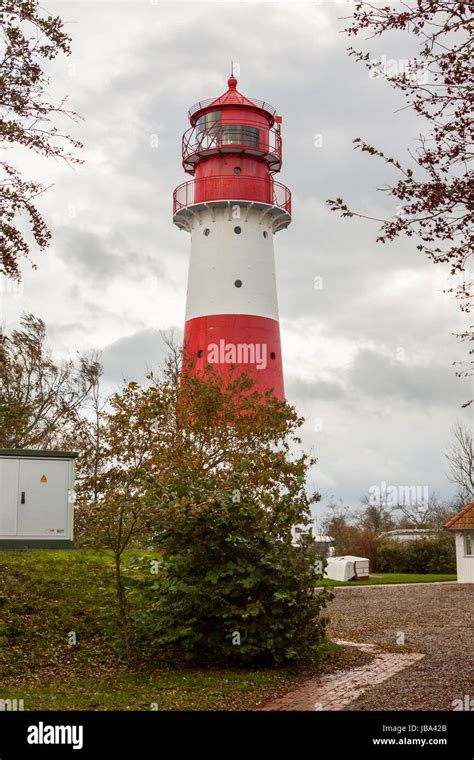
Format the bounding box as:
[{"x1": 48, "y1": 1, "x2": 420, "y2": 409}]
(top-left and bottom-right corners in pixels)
[{"x1": 173, "y1": 74, "x2": 291, "y2": 399}]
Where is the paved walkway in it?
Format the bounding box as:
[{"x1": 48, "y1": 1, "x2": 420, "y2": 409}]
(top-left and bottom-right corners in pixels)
[{"x1": 257, "y1": 640, "x2": 425, "y2": 711}]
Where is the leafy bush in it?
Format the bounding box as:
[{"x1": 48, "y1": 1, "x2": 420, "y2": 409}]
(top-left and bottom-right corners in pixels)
[
  {"x1": 133, "y1": 467, "x2": 333, "y2": 665},
  {"x1": 77, "y1": 360, "x2": 333, "y2": 665},
  {"x1": 376, "y1": 535, "x2": 456, "y2": 574}
]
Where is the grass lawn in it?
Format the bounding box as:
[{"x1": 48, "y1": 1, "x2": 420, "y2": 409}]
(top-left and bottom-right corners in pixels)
[
  {"x1": 0, "y1": 549, "x2": 359, "y2": 711},
  {"x1": 316, "y1": 573, "x2": 457, "y2": 587}
]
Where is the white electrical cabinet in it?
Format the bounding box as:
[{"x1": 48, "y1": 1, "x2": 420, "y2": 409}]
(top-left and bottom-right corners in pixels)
[{"x1": 0, "y1": 450, "x2": 78, "y2": 550}]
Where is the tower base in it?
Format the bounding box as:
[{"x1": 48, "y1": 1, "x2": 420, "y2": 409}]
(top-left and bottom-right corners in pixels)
[{"x1": 184, "y1": 313, "x2": 284, "y2": 400}]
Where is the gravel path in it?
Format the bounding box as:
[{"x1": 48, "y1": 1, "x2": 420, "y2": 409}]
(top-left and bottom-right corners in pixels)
[{"x1": 327, "y1": 583, "x2": 474, "y2": 710}]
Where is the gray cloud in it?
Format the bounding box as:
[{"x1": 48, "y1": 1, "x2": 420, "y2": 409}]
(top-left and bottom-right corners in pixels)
[
  {"x1": 1, "y1": 0, "x2": 468, "y2": 509},
  {"x1": 348, "y1": 348, "x2": 462, "y2": 405},
  {"x1": 100, "y1": 326, "x2": 183, "y2": 386},
  {"x1": 286, "y1": 375, "x2": 345, "y2": 402}
]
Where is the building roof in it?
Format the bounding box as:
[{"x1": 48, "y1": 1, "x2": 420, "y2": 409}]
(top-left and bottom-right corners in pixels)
[
  {"x1": 381, "y1": 529, "x2": 437, "y2": 536},
  {"x1": 0, "y1": 449, "x2": 78, "y2": 459},
  {"x1": 444, "y1": 501, "x2": 474, "y2": 530}
]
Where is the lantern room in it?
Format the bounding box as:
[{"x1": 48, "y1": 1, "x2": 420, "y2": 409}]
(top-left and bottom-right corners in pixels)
[
  {"x1": 182, "y1": 74, "x2": 282, "y2": 175},
  {"x1": 174, "y1": 75, "x2": 290, "y2": 217}
]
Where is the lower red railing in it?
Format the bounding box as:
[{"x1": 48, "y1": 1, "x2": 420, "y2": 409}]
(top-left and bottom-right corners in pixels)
[{"x1": 173, "y1": 176, "x2": 291, "y2": 215}]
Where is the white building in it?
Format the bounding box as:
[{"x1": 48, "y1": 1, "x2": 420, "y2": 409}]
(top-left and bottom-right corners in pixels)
[
  {"x1": 444, "y1": 501, "x2": 474, "y2": 583},
  {"x1": 380, "y1": 528, "x2": 439, "y2": 543},
  {"x1": 291, "y1": 527, "x2": 335, "y2": 558}
]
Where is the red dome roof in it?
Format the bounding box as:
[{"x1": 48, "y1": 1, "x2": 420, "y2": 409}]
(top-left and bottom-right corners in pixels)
[
  {"x1": 206, "y1": 75, "x2": 257, "y2": 109},
  {"x1": 188, "y1": 76, "x2": 277, "y2": 124}
]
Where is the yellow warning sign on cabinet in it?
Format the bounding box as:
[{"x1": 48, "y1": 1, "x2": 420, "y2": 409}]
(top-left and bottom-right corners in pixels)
[{"x1": 40, "y1": 475, "x2": 48, "y2": 483}]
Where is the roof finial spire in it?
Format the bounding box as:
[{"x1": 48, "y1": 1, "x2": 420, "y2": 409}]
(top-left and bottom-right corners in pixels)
[{"x1": 227, "y1": 62, "x2": 238, "y2": 90}]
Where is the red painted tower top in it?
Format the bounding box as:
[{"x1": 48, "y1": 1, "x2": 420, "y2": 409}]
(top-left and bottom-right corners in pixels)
[
  {"x1": 174, "y1": 75, "x2": 291, "y2": 400},
  {"x1": 174, "y1": 75, "x2": 291, "y2": 227}
]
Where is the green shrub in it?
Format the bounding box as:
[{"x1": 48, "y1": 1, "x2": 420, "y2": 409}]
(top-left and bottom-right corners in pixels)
[
  {"x1": 132, "y1": 469, "x2": 333, "y2": 666},
  {"x1": 377, "y1": 535, "x2": 456, "y2": 574}
]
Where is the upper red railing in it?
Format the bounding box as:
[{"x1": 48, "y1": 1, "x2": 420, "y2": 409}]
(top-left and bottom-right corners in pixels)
[
  {"x1": 173, "y1": 175, "x2": 291, "y2": 217},
  {"x1": 182, "y1": 118, "x2": 282, "y2": 174},
  {"x1": 188, "y1": 96, "x2": 277, "y2": 122}
]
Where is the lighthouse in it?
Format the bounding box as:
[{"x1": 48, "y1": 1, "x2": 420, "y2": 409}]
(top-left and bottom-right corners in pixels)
[{"x1": 173, "y1": 74, "x2": 291, "y2": 399}]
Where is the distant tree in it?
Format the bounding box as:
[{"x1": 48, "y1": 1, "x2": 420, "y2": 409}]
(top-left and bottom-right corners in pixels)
[
  {"x1": 322, "y1": 491, "x2": 460, "y2": 570},
  {"x1": 387, "y1": 492, "x2": 462, "y2": 530},
  {"x1": 1, "y1": 0, "x2": 82, "y2": 280},
  {"x1": 445, "y1": 419, "x2": 474, "y2": 503},
  {"x1": 358, "y1": 493, "x2": 396, "y2": 535},
  {"x1": 66, "y1": 352, "x2": 106, "y2": 509},
  {"x1": 422, "y1": 493, "x2": 465, "y2": 527},
  {"x1": 321, "y1": 499, "x2": 359, "y2": 555},
  {"x1": 328, "y1": 1, "x2": 473, "y2": 402},
  {"x1": 0, "y1": 313, "x2": 101, "y2": 448}
]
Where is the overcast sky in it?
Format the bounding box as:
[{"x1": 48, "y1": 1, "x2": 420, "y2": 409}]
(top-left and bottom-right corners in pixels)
[{"x1": 2, "y1": 0, "x2": 471, "y2": 513}]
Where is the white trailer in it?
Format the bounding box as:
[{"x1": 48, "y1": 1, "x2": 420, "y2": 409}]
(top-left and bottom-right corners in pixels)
[
  {"x1": 324, "y1": 555, "x2": 370, "y2": 582},
  {"x1": 0, "y1": 449, "x2": 78, "y2": 550}
]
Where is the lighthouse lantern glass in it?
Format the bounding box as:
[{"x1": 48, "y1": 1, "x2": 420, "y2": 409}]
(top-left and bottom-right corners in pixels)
[
  {"x1": 196, "y1": 110, "x2": 221, "y2": 147},
  {"x1": 221, "y1": 125, "x2": 259, "y2": 148},
  {"x1": 197, "y1": 110, "x2": 221, "y2": 133}
]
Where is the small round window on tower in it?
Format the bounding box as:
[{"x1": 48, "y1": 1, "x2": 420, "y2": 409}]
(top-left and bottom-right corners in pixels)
[
  {"x1": 203, "y1": 228, "x2": 210, "y2": 236},
  {"x1": 234, "y1": 226, "x2": 242, "y2": 235},
  {"x1": 263, "y1": 231, "x2": 268, "y2": 238},
  {"x1": 233, "y1": 166, "x2": 241, "y2": 174},
  {"x1": 234, "y1": 279, "x2": 242, "y2": 288}
]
